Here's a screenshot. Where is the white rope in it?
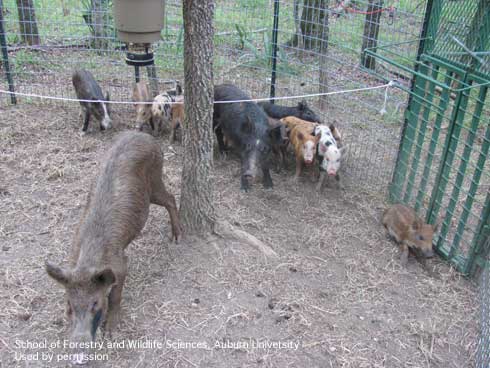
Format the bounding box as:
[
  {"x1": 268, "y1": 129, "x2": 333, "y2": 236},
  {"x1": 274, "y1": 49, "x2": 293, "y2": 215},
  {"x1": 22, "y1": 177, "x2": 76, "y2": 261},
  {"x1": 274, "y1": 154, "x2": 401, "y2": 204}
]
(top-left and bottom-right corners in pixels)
[
  {"x1": 0, "y1": 81, "x2": 396, "y2": 106},
  {"x1": 379, "y1": 80, "x2": 396, "y2": 116}
]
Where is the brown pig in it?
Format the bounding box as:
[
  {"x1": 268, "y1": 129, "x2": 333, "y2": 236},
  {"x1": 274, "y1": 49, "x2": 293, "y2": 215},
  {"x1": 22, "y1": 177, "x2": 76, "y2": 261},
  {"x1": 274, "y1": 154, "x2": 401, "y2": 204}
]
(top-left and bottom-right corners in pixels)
[
  {"x1": 169, "y1": 99, "x2": 184, "y2": 143},
  {"x1": 286, "y1": 118, "x2": 320, "y2": 180},
  {"x1": 132, "y1": 82, "x2": 153, "y2": 131},
  {"x1": 382, "y1": 204, "x2": 439, "y2": 265},
  {"x1": 45, "y1": 131, "x2": 182, "y2": 364}
]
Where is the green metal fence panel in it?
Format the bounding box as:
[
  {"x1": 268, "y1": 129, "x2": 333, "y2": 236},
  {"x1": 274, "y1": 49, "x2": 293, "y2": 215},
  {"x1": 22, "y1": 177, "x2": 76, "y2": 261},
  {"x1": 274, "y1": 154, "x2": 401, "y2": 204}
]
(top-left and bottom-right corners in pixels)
[{"x1": 372, "y1": 0, "x2": 490, "y2": 276}]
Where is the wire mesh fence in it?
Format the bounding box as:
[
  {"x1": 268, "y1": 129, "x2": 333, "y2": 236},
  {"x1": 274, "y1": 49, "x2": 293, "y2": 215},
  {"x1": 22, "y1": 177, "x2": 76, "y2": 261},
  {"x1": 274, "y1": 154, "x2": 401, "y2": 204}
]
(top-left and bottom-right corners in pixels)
[{"x1": 0, "y1": 0, "x2": 428, "y2": 196}]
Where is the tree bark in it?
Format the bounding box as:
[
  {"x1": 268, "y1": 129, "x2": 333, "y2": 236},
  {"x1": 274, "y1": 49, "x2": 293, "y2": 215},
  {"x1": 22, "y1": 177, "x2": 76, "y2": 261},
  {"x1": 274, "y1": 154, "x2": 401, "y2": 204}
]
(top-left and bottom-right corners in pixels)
[
  {"x1": 300, "y1": 0, "x2": 327, "y2": 50},
  {"x1": 288, "y1": 0, "x2": 327, "y2": 50},
  {"x1": 179, "y1": 0, "x2": 216, "y2": 235},
  {"x1": 15, "y1": 0, "x2": 40, "y2": 45},
  {"x1": 360, "y1": 0, "x2": 384, "y2": 70}
]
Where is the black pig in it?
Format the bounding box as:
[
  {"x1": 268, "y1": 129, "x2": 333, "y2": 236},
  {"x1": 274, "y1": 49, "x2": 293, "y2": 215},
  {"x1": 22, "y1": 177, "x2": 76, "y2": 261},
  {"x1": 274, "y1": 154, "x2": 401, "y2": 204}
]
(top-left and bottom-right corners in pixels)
[
  {"x1": 214, "y1": 84, "x2": 283, "y2": 191},
  {"x1": 72, "y1": 70, "x2": 112, "y2": 134},
  {"x1": 258, "y1": 100, "x2": 321, "y2": 123}
]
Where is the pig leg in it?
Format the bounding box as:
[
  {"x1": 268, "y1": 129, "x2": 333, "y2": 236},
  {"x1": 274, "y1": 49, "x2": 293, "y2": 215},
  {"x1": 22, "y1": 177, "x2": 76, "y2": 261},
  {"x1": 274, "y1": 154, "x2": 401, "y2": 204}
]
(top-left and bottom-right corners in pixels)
[
  {"x1": 399, "y1": 243, "x2": 409, "y2": 266},
  {"x1": 294, "y1": 157, "x2": 303, "y2": 181},
  {"x1": 335, "y1": 174, "x2": 343, "y2": 190},
  {"x1": 169, "y1": 119, "x2": 177, "y2": 144},
  {"x1": 82, "y1": 107, "x2": 90, "y2": 133},
  {"x1": 151, "y1": 182, "x2": 182, "y2": 242},
  {"x1": 280, "y1": 145, "x2": 288, "y2": 170},
  {"x1": 316, "y1": 171, "x2": 326, "y2": 192},
  {"x1": 262, "y1": 163, "x2": 273, "y2": 189},
  {"x1": 104, "y1": 267, "x2": 126, "y2": 338},
  {"x1": 149, "y1": 116, "x2": 155, "y2": 132}
]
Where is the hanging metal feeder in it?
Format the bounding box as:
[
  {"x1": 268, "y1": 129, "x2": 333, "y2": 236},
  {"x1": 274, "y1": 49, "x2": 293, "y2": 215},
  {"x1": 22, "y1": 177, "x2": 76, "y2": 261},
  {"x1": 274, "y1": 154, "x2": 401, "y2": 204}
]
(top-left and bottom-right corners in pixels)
[{"x1": 113, "y1": 0, "x2": 165, "y2": 92}]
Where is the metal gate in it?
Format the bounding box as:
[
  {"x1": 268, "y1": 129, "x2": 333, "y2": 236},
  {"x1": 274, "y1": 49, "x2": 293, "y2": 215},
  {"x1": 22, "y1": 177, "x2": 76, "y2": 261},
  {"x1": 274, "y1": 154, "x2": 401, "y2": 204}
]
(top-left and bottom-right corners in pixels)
[{"x1": 366, "y1": 0, "x2": 490, "y2": 276}]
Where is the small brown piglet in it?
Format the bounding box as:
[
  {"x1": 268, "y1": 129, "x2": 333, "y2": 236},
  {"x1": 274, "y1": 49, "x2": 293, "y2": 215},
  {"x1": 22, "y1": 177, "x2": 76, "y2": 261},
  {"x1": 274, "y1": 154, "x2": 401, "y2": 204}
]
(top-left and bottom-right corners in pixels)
[
  {"x1": 382, "y1": 204, "x2": 439, "y2": 265},
  {"x1": 45, "y1": 131, "x2": 182, "y2": 365},
  {"x1": 132, "y1": 82, "x2": 153, "y2": 131},
  {"x1": 169, "y1": 99, "x2": 184, "y2": 143}
]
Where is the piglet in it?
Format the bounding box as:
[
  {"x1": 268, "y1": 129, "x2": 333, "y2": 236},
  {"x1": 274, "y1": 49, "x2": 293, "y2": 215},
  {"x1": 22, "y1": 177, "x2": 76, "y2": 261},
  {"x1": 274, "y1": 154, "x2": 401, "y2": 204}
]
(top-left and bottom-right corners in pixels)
[
  {"x1": 314, "y1": 124, "x2": 347, "y2": 191},
  {"x1": 382, "y1": 204, "x2": 439, "y2": 265},
  {"x1": 169, "y1": 99, "x2": 185, "y2": 143},
  {"x1": 132, "y1": 82, "x2": 153, "y2": 132},
  {"x1": 289, "y1": 123, "x2": 320, "y2": 180},
  {"x1": 45, "y1": 131, "x2": 182, "y2": 365},
  {"x1": 72, "y1": 70, "x2": 112, "y2": 134}
]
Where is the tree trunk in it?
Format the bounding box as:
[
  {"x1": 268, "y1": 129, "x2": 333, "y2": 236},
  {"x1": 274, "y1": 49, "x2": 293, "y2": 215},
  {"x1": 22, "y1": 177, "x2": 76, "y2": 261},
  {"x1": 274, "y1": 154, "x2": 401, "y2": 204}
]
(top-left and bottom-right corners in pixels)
[
  {"x1": 300, "y1": 0, "x2": 327, "y2": 50},
  {"x1": 288, "y1": 0, "x2": 327, "y2": 50},
  {"x1": 91, "y1": 0, "x2": 109, "y2": 50},
  {"x1": 360, "y1": 0, "x2": 383, "y2": 70},
  {"x1": 15, "y1": 0, "x2": 40, "y2": 45},
  {"x1": 318, "y1": 0, "x2": 330, "y2": 110},
  {"x1": 179, "y1": 0, "x2": 216, "y2": 235}
]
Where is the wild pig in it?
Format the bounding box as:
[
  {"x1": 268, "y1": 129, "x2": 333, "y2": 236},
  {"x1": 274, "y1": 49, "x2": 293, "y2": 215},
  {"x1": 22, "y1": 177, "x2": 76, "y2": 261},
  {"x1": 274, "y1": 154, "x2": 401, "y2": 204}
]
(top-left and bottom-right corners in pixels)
[
  {"x1": 258, "y1": 100, "x2": 321, "y2": 123},
  {"x1": 314, "y1": 124, "x2": 347, "y2": 191},
  {"x1": 132, "y1": 82, "x2": 153, "y2": 131},
  {"x1": 382, "y1": 204, "x2": 439, "y2": 265},
  {"x1": 169, "y1": 101, "x2": 185, "y2": 143},
  {"x1": 72, "y1": 70, "x2": 112, "y2": 134},
  {"x1": 288, "y1": 121, "x2": 321, "y2": 180},
  {"x1": 152, "y1": 92, "x2": 173, "y2": 134},
  {"x1": 214, "y1": 84, "x2": 283, "y2": 191},
  {"x1": 45, "y1": 132, "x2": 181, "y2": 364}
]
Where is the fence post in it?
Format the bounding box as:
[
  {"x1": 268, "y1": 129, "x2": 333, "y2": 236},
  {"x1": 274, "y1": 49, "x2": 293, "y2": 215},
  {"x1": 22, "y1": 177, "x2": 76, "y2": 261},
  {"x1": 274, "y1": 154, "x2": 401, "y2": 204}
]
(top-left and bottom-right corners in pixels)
[
  {"x1": 269, "y1": 0, "x2": 280, "y2": 102},
  {"x1": 0, "y1": 0, "x2": 17, "y2": 105}
]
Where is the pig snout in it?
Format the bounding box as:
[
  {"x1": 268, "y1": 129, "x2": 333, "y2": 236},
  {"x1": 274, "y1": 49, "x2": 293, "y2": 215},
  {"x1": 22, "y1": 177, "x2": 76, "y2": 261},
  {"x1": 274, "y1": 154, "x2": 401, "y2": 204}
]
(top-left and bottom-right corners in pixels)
[
  {"x1": 422, "y1": 248, "x2": 435, "y2": 258},
  {"x1": 100, "y1": 103, "x2": 112, "y2": 129}
]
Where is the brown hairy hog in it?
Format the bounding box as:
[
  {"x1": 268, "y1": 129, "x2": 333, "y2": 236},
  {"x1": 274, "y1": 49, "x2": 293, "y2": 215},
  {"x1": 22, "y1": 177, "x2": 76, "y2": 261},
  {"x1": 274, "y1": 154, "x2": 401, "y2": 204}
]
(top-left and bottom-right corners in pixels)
[
  {"x1": 169, "y1": 98, "x2": 185, "y2": 143},
  {"x1": 45, "y1": 132, "x2": 181, "y2": 364},
  {"x1": 288, "y1": 120, "x2": 320, "y2": 180},
  {"x1": 132, "y1": 82, "x2": 153, "y2": 131},
  {"x1": 382, "y1": 204, "x2": 439, "y2": 265}
]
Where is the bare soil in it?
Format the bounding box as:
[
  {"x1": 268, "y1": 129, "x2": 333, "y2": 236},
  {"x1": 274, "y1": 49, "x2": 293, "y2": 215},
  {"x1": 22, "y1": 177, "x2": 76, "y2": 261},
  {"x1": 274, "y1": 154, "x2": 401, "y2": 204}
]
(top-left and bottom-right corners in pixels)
[{"x1": 0, "y1": 104, "x2": 478, "y2": 368}]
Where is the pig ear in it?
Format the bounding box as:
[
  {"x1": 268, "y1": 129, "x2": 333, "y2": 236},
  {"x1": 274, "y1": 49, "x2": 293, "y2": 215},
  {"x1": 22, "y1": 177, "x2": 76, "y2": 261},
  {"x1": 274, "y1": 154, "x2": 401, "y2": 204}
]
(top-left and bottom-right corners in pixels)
[
  {"x1": 176, "y1": 83, "x2": 183, "y2": 96},
  {"x1": 298, "y1": 100, "x2": 307, "y2": 111},
  {"x1": 45, "y1": 261, "x2": 71, "y2": 286},
  {"x1": 91, "y1": 268, "x2": 116, "y2": 289},
  {"x1": 241, "y1": 117, "x2": 255, "y2": 135}
]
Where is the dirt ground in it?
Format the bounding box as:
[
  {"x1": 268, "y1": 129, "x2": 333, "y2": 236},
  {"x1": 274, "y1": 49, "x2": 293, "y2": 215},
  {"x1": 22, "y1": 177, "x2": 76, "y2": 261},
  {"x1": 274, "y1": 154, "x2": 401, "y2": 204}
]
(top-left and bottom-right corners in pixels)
[{"x1": 0, "y1": 104, "x2": 478, "y2": 368}]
